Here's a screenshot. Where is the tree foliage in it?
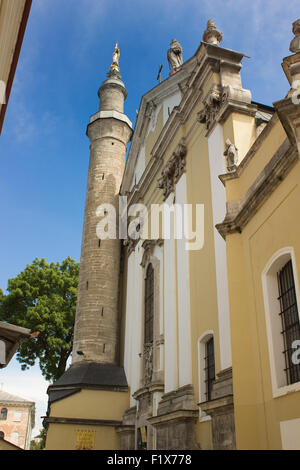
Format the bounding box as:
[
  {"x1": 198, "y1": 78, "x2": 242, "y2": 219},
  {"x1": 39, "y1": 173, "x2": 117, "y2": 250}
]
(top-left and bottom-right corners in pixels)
[
  {"x1": 30, "y1": 426, "x2": 47, "y2": 450},
  {"x1": 0, "y1": 257, "x2": 79, "y2": 382}
]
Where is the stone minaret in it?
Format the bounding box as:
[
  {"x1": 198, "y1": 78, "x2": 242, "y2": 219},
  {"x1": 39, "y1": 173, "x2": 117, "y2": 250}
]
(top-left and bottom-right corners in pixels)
[
  {"x1": 72, "y1": 43, "x2": 132, "y2": 365},
  {"x1": 45, "y1": 47, "x2": 132, "y2": 450}
]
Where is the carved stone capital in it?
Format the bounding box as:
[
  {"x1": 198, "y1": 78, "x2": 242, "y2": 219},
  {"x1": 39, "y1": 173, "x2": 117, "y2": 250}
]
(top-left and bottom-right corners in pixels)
[
  {"x1": 141, "y1": 239, "x2": 163, "y2": 268},
  {"x1": 124, "y1": 237, "x2": 139, "y2": 255},
  {"x1": 158, "y1": 139, "x2": 187, "y2": 199},
  {"x1": 197, "y1": 86, "x2": 222, "y2": 131}
]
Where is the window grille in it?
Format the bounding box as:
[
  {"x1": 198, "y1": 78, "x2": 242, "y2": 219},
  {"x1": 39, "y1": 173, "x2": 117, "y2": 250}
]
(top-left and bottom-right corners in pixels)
[
  {"x1": 278, "y1": 260, "x2": 300, "y2": 385},
  {"x1": 204, "y1": 338, "x2": 215, "y2": 401},
  {"x1": 144, "y1": 264, "x2": 154, "y2": 344}
]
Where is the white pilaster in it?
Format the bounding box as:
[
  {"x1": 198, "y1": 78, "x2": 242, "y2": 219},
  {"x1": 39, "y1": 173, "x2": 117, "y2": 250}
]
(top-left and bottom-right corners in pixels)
[
  {"x1": 207, "y1": 124, "x2": 232, "y2": 370},
  {"x1": 176, "y1": 174, "x2": 192, "y2": 386},
  {"x1": 163, "y1": 193, "x2": 178, "y2": 392}
]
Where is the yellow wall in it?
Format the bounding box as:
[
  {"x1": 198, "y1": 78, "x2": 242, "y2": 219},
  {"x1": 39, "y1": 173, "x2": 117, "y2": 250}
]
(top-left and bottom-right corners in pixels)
[
  {"x1": 225, "y1": 122, "x2": 300, "y2": 449},
  {"x1": 46, "y1": 423, "x2": 120, "y2": 451},
  {"x1": 46, "y1": 388, "x2": 130, "y2": 450}
]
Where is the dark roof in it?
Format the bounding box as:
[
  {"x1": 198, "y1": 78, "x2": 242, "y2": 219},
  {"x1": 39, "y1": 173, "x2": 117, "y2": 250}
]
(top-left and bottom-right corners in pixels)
[{"x1": 47, "y1": 362, "x2": 128, "y2": 403}]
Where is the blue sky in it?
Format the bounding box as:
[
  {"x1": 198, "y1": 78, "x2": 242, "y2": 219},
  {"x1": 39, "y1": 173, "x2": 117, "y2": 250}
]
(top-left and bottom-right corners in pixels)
[{"x1": 0, "y1": 0, "x2": 299, "y2": 437}]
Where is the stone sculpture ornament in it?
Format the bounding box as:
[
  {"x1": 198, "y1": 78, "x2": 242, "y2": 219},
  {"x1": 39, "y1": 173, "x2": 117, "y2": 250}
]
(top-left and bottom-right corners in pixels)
[
  {"x1": 224, "y1": 139, "x2": 239, "y2": 172},
  {"x1": 290, "y1": 19, "x2": 300, "y2": 53},
  {"x1": 158, "y1": 140, "x2": 187, "y2": 199},
  {"x1": 144, "y1": 343, "x2": 153, "y2": 385},
  {"x1": 198, "y1": 86, "x2": 222, "y2": 131},
  {"x1": 109, "y1": 42, "x2": 121, "y2": 77},
  {"x1": 167, "y1": 39, "x2": 183, "y2": 75},
  {"x1": 202, "y1": 20, "x2": 223, "y2": 46}
]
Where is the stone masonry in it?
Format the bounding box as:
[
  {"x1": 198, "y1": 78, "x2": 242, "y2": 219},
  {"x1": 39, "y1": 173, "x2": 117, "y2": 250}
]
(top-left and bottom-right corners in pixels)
[{"x1": 72, "y1": 69, "x2": 132, "y2": 365}]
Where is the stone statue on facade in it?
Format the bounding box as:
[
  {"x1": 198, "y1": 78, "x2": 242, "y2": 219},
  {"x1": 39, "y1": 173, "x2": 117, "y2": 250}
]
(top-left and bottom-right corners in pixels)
[
  {"x1": 224, "y1": 139, "x2": 239, "y2": 172},
  {"x1": 290, "y1": 19, "x2": 300, "y2": 53},
  {"x1": 202, "y1": 20, "x2": 223, "y2": 46},
  {"x1": 144, "y1": 343, "x2": 153, "y2": 385},
  {"x1": 167, "y1": 39, "x2": 183, "y2": 75}
]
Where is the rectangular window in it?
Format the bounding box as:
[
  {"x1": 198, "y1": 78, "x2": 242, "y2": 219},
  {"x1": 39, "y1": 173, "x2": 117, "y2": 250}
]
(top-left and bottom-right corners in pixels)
[
  {"x1": 144, "y1": 265, "x2": 154, "y2": 344},
  {"x1": 13, "y1": 411, "x2": 22, "y2": 422},
  {"x1": 278, "y1": 260, "x2": 300, "y2": 385},
  {"x1": 204, "y1": 338, "x2": 215, "y2": 401}
]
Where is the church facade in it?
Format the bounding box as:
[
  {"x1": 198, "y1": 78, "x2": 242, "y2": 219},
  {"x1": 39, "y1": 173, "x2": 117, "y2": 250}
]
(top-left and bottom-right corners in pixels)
[{"x1": 44, "y1": 19, "x2": 300, "y2": 450}]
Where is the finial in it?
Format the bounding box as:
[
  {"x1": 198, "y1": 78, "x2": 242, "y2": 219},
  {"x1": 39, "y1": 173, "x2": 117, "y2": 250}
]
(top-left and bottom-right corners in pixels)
[
  {"x1": 203, "y1": 20, "x2": 223, "y2": 46},
  {"x1": 167, "y1": 39, "x2": 183, "y2": 76},
  {"x1": 157, "y1": 64, "x2": 163, "y2": 83},
  {"x1": 290, "y1": 19, "x2": 300, "y2": 53},
  {"x1": 108, "y1": 41, "x2": 121, "y2": 78}
]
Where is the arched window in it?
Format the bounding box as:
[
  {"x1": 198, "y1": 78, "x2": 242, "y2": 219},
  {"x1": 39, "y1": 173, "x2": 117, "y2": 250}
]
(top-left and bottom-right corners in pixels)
[
  {"x1": 0, "y1": 408, "x2": 7, "y2": 420},
  {"x1": 262, "y1": 247, "x2": 300, "y2": 395},
  {"x1": 198, "y1": 331, "x2": 215, "y2": 405},
  {"x1": 205, "y1": 337, "x2": 216, "y2": 402},
  {"x1": 0, "y1": 431, "x2": 5, "y2": 440},
  {"x1": 144, "y1": 264, "x2": 154, "y2": 345}
]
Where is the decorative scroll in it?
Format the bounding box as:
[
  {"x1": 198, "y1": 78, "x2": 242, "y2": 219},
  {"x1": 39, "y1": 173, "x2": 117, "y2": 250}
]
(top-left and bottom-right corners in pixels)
[{"x1": 157, "y1": 139, "x2": 187, "y2": 199}]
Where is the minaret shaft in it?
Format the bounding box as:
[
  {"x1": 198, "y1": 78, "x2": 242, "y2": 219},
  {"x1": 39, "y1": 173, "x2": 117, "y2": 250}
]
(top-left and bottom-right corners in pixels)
[{"x1": 72, "y1": 65, "x2": 132, "y2": 365}]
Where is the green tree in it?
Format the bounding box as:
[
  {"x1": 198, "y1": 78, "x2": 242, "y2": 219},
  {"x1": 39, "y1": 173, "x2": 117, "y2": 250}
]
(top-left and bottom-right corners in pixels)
[
  {"x1": 30, "y1": 427, "x2": 47, "y2": 450},
  {"x1": 0, "y1": 257, "x2": 79, "y2": 382}
]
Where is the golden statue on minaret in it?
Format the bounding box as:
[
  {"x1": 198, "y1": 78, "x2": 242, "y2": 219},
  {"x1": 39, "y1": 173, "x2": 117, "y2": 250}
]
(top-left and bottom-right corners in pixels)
[{"x1": 109, "y1": 41, "x2": 120, "y2": 76}]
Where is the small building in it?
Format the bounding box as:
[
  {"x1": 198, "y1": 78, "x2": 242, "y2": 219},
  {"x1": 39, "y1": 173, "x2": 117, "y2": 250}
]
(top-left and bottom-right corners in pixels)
[
  {"x1": 0, "y1": 0, "x2": 32, "y2": 134},
  {"x1": 0, "y1": 390, "x2": 35, "y2": 450},
  {"x1": 0, "y1": 436, "x2": 23, "y2": 451},
  {"x1": 0, "y1": 321, "x2": 32, "y2": 369}
]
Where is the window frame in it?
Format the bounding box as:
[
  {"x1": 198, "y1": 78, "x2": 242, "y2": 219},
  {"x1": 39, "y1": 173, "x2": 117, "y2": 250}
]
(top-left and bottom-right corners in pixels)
[
  {"x1": 262, "y1": 247, "x2": 300, "y2": 398},
  {"x1": 0, "y1": 408, "x2": 7, "y2": 421},
  {"x1": 144, "y1": 263, "x2": 154, "y2": 346},
  {"x1": 198, "y1": 331, "x2": 215, "y2": 422}
]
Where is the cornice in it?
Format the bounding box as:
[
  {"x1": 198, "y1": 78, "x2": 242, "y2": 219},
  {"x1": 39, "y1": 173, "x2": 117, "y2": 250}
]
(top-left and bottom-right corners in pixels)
[
  {"x1": 132, "y1": 382, "x2": 165, "y2": 400},
  {"x1": 44, "y1": 416, "x2": 122, "y2": 427},
  {"x1": 216, "y1": 140, "x2": 298, "y2": 239},
  {"x1": 148, "y1": 409, "x2": 199, "y2": 426},
  {"x1": 219, "y1": 114, "x2": 279, "y2": 186}
]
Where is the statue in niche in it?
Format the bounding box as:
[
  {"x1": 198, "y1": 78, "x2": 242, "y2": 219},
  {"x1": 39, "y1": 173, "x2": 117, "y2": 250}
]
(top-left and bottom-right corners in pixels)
[{"x1": 167, "y1": 39, "x2": 183, "y2": 75}]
